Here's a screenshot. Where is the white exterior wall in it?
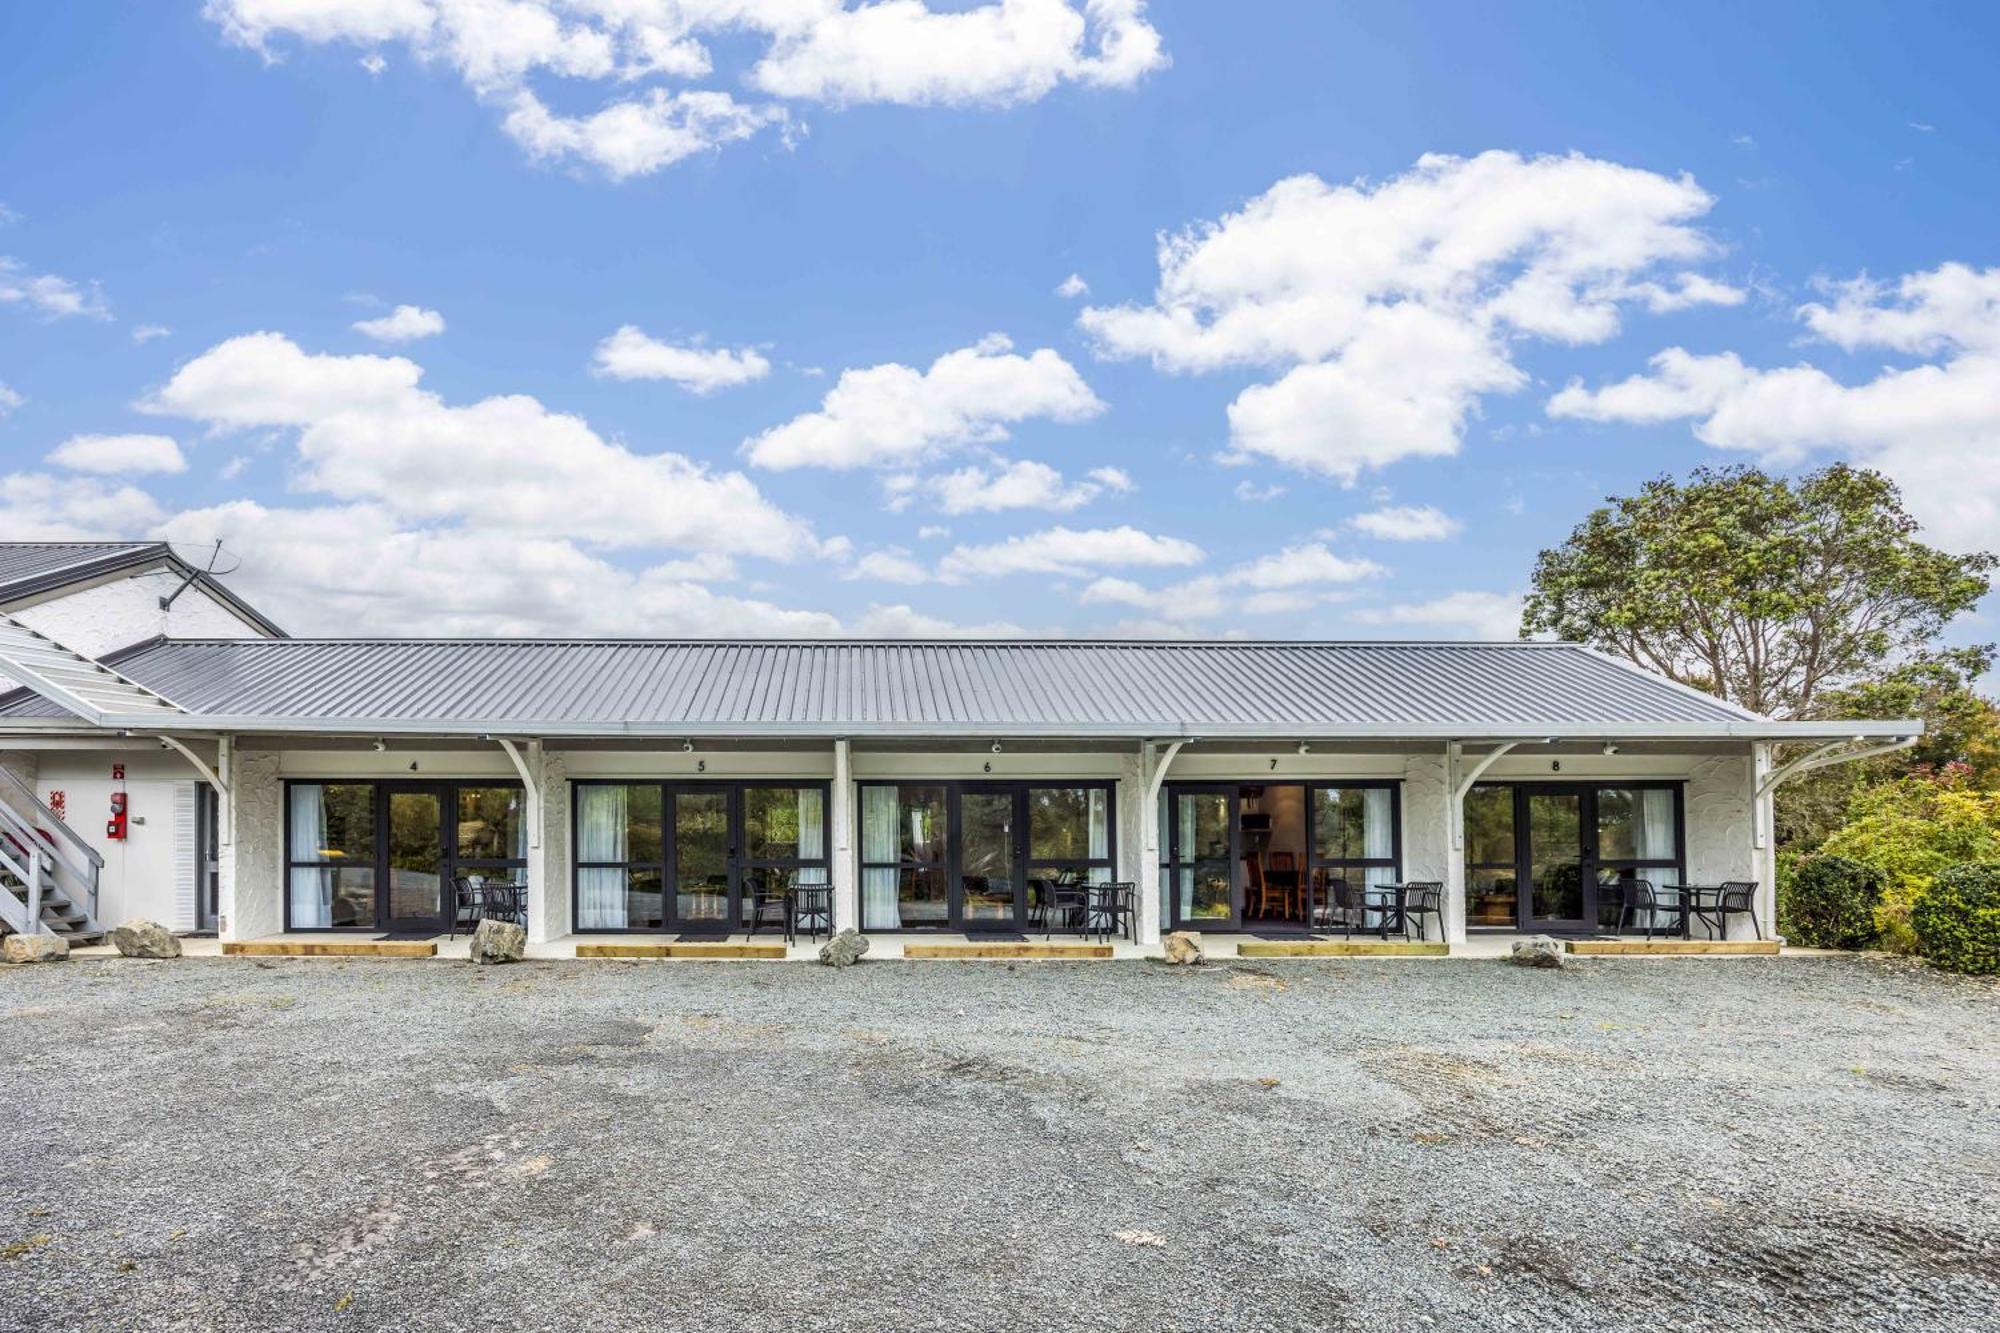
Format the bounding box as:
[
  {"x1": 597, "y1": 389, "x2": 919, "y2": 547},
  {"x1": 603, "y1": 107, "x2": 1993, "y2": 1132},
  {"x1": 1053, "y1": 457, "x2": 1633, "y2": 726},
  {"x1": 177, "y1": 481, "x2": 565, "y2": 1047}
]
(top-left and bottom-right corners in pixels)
[
  {"x1": 178, "y1": 739, "x2": 1770, "y2": 943},
  {"x1": 28, "y1": 747, "x2": 209, "y2": 930},
  {"x1": 9, "y1": 571, "x2": 266, "y2": 658}
]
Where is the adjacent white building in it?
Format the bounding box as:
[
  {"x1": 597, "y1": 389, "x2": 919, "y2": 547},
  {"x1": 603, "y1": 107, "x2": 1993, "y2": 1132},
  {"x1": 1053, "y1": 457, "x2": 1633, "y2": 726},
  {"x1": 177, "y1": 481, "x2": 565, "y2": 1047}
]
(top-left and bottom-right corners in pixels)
[{"x1": 0, "y1": 562, "x2": 1919, "y2": 955}]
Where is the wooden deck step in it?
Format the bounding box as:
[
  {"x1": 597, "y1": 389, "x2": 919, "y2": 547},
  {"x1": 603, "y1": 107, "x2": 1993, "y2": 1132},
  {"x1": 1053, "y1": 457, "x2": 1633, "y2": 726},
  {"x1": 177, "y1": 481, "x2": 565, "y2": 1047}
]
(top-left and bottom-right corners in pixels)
[
  {"x1": 223, "y1": 940, "x2": 437, "y2": 959},
  {"x1": 1236, "y1": 939, "x2": 1448, "y2": 958},
  {"x1": 575, "y1": 941, "x2": 789, "y2": 960},
  {"x1": 1565, "y1": 939, "x2": 1779, "y2": 956},
  {"x1": 903, "y1": 940, "x2": 1113, "y2": 960}
]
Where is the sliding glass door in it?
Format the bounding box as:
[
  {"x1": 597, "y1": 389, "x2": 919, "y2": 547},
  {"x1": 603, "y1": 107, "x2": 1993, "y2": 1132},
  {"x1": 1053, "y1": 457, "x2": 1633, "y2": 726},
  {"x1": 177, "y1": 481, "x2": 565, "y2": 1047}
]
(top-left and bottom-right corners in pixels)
[
  {"x1": 285, "y1": 780, "x2": 527, "y2": 932},
  {"x1": 1167, "y1": 786, "x2": 1239, "y2": 930},
  {"x1": 858, "y1": 782, "x2": 1115, "y2": 931},
  {"x1": 572, "y1": 781, "x2": 828, "y2": 933},
  {"x1": 1465, "y1": 783, "x2": 1686, "y2": 932}
]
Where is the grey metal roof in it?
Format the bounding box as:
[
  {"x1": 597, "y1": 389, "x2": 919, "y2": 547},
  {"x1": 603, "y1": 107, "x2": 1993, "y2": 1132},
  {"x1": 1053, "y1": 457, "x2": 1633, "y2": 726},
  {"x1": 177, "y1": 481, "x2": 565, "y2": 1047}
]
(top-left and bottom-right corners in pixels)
[
  {"x1": 0, "y1": 542, "x2": 162, "y2": 600},
  {"x1": 0, "y1": 541, "x2": 288, "y2": 639},
  {"x1": 0, "y1": 636, "x2": 1898, "y2": 740}
]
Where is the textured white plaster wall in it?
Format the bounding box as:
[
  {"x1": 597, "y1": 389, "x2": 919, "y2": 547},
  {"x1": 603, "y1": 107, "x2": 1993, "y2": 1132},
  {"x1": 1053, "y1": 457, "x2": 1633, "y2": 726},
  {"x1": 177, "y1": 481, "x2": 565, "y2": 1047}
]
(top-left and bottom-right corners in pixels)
[
  {"x1": 11, "y1": 572, "x2": 265, "y2": 657},
  {"x1": 530, "y1": 752, "x2": 571, "y2": 944},
  {"x1": 223, "y1": 751, "x2": 283, "y2": 940}
]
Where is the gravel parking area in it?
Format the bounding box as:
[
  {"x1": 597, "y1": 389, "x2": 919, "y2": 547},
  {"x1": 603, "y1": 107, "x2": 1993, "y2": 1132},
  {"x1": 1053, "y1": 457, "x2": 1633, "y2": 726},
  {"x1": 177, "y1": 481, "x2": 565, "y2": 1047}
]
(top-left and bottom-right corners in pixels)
[{"x1": 2, "y1": 952, "x2": 1995, "y2": 1332}]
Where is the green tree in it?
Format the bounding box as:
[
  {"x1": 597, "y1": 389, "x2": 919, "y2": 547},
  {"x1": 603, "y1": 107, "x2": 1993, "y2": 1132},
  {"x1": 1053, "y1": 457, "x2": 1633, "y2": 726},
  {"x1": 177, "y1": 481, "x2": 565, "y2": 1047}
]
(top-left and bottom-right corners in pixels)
[{"x1": 1522, "y1": 464, "x2": 1993, "y2": 719}]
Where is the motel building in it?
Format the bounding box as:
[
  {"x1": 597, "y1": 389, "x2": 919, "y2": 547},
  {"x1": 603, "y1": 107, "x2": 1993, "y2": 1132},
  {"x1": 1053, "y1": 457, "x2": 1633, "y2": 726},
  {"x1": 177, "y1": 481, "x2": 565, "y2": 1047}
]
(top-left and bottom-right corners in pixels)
[{"x1": 0, "y1": 542, "x2": 1920, "y2": 962}]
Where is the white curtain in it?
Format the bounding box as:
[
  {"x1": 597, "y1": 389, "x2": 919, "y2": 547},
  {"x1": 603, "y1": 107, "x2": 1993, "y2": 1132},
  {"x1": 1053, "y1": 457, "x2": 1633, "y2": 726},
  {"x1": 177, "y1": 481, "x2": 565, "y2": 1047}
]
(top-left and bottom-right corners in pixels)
[
  {"x1": 1175, "y1": 795, "x2": 1197, "y2": 918},
  {"x1": 1086, "y1": 788, "x2": 1110, "y2": 884},
  {"x1": 1361, "y1": 787, "x2": 1396, "y2": 927},
  {"x1": 288, "y1": 785, "x2": 331, "y2": 928},
  {"x1": 576, "y1": 785, "x2": 629, "y2": 930},
  {"x1": 797, "y1": 788, "x2": 829, "y2": 889},
  {"x1": 1637, "y1": 788, "x2": 1678, "y2": 928},
  {"x1": 862, "y1": 785, "x2": 900, "y2": 929}
]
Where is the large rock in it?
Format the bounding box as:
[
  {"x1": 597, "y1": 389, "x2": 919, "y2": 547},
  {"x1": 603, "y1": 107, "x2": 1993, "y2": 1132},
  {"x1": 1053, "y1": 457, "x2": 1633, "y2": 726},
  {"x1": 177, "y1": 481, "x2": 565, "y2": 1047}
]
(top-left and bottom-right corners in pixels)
[
  {"x1": 2, "y1": 933, "x2": 69, "y2": 965},
  {"x1": 1508, "y1": 936, "x2": 1565, "y2": 969},
  {"x1": 818, "y1": 928, "x2": 869, "y2": 968},
  {"x1": 110, "y1": 919, "x2": 182, "y2": 959},
  {"x1": 1162, "y1": 931, "x2": 1205, "y2": 965},
  {"x1": 469, "y1": 918, "x2": 526, "y2": 965}
]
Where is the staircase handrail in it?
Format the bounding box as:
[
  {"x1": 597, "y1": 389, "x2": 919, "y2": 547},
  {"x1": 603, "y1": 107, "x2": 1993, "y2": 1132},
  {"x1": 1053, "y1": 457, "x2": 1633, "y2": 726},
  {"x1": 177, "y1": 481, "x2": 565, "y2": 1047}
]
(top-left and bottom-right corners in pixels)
[
  {"x1": 0, "y1": 833, "x2": 35, "y2": 934},
  {"x1": 0, "y1": 784, "x2": 99, "y2": 923},
  {"x1": 0, "y1": 765, "x2": 103, "y2": 871}
]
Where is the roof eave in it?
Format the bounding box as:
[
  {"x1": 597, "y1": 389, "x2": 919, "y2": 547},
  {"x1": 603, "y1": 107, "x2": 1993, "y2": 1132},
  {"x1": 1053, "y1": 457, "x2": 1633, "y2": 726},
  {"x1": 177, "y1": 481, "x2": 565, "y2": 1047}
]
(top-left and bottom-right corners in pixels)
[{"x1": 0, "y1": 715, "x2": 1925, "y2": 742}]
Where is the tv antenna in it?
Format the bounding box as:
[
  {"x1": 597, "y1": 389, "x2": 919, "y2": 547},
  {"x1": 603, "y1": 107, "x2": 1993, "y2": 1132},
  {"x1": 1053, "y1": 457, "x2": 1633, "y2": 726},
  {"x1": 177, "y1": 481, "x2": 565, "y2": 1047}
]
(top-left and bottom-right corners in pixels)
[{"x1": 159, "y1": 539, "x2": 244, "y2": 612}]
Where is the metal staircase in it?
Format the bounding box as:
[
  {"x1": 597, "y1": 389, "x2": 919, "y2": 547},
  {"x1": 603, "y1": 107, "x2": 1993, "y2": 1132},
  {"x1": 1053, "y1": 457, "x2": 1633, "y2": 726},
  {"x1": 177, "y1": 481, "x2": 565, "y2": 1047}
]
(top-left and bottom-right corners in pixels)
[{"x1": 0, "y1": 766, "x2": 105, "y2": 945}]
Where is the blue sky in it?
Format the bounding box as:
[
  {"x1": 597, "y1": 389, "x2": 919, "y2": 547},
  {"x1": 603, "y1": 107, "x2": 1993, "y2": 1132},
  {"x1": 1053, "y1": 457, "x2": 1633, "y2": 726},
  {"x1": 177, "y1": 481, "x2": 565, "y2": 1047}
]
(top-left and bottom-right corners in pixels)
[{"x1": 1, "y1": 2, "x2": 1996, "y2": 647}]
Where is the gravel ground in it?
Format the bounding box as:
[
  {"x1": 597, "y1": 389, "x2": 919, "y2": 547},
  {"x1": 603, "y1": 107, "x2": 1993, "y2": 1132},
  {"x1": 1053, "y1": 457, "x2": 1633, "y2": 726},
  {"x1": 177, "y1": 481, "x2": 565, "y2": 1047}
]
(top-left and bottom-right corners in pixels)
[{"x1": 1, "y1": 953, "x2": 1995, "y2": 1333}]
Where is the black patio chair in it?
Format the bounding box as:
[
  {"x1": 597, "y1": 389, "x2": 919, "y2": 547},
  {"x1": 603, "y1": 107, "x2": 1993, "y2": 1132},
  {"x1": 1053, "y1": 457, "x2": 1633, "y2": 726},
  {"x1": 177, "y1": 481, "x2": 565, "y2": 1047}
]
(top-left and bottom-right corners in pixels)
[
  {"x1": 480, "y1": 880, "x2": 527, "y2": 928},
  {"x1": 1084, "y1": 881, "x2": 1136, "y2": 944},
  {"x1": 1695, "y1": 880, "x2": 1762, "y2": 940},
  {"x1": 791, "y1": 883, "x2": 833, "y2": 943},
  {"x1": 745, "y1": 880, "x2": 789, "y2": 938},
  {"x1": 1618, "y1": 879, "x2": 1687, "y2": 940},
  {"x1": 1401, "y1": 881, "x2": 1444, "y2": 941},
  {"x1": 1043, "y1": 876, "x2": 1090, "y2": 939},
  {"x1": 448, "y1": 875, "x2": 480, "y2": 938}
]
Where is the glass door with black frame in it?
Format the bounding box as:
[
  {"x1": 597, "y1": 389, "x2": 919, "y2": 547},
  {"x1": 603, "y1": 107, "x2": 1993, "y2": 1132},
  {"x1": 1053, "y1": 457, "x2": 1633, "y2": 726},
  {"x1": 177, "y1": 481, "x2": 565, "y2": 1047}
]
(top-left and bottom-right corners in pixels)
[
  {"x1": 958, "y1": 788, "x2": 1021, "y2": 930},
  {"x1": 1168, "y1": 786, "x2": 1239, "y2": 930},
  {"x1": 1524, "y1": 789, "x2": 1590, "y2": 931},
  {"x1": 383, "y1": 786, "x2": 447, "y2": 931},
  {"x1": 672, "y1": 788, "x2": 733, "y2": 933}
]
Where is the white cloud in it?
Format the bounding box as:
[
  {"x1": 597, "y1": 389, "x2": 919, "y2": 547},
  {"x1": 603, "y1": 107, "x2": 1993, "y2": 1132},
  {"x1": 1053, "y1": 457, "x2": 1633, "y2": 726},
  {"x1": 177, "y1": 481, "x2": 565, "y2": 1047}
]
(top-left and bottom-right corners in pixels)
[
  {"x1": 1348, "y1": 504, "x2": 1462, "y2": 541},
  {"x1": 352, "y1": 303, "x2": 446, "y2": 342},
  {"x1": 1056, "y1": 272, "x2": 1089, "y2": 299},
  {"x1": 1353, "y1": 590, "x2": 1524, "y2": 640},
  {"x1": 0, "y1": 381, "x2": 21, "y2": 417},
  {"x1": 744, "y1": 334, "x2": 1104, "y2": 470},
  {"x1": 206, "y1": 1, "x2": 1163, "y2": 178},
  {"x1": 1078, "y1": 540, "x2": 1384, "y2": 620},
  {"x1": 131, "y1": 324, "x2": 173, "y2": 344},
  {"x1": 0, "y1": 473, "x2": 166, "y2": 540},
  {"x1": 937, "y1": 523, "x2": 1200, "y2": 581},
  {"x1": 1079, "y1": 151, "x2": 1736, "y2": 482},
  {"x1": 903, "y1": 458, "x2": 1131, "y2": 514},
  {"x1": 747, "y1": 0, "x2": 1166, "y2": 105},
  {"x1": 849, "y1": 603, "x2": 1026, "y2": 637},
  {"x1": 142, "y1": 331, "x2": 821, "y2": 560},
  {"x1": 592, "y1": 324, "x2": 771, "y2": 394},
  {"x1": 502, "y1": 87, "x2": 790, "y2": 179},
  {"x1": 1233, "y1": 479, "x2": 1284, "y2": 503},
  {"x1": 46, "y1": 433, "x2": 188, "y2": 475},
  {"x1": 0, "y1": 256, "x2": 110, "y2": 320},
  {"x1": 1546, "y1": 262, "x2": 2000, "y2": 550},
  {"x1": 843, "y1": 548, "x2": 932, "y2": 584}
]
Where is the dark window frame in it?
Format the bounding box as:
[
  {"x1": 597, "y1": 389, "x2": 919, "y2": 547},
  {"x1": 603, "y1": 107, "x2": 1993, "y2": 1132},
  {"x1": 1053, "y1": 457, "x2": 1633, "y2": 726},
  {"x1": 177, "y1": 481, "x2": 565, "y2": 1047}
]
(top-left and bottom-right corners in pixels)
[
  {"x1": 282, "y1": 778, "x2": 527, "y2": 933},
  {"x1": 1464, "y1": 780, "x2": 1687, "y2": 933},
  {"x1": 569, "y1": 779, "x2": 832, "y2": 934},
  {"x1": 857, "y1": 780, "x2": 1119, "y2": 933}
]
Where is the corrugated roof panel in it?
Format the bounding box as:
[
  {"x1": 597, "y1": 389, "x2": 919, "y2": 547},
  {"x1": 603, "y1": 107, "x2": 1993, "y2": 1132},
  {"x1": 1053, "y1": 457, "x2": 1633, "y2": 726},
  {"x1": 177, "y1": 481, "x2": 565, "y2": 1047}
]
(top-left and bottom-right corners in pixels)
[{"x1": 0, "y1": 637, "x2": 1782, "y2": 732}]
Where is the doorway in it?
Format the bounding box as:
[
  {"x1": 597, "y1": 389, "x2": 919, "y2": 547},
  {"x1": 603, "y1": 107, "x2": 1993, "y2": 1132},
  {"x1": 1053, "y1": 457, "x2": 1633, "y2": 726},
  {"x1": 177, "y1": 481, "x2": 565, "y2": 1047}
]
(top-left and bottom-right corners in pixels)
[
  {"x1": 1465, "y1": 783, "x2": 1686, "y2": 933},
  {"x1": 1163, "y1": 782, "x2": 1403, "y2": 932},
  {"x1": 195, "y1": 782, "x2": 220, "y2": 933}
]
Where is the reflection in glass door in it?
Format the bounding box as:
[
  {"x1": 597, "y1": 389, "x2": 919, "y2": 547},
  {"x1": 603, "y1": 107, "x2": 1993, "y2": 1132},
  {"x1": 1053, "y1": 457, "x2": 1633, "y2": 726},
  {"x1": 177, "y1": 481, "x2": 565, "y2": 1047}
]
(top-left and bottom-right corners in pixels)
[
  {"x1": 386, "y1": 787, "x2": 446, "y2": 928},
  {"x1": 674, "y1": 789, "x2": 732, "y2": 929},
  {"x1": 959, "y1": 789, "x2": 1019, "y2": 929},
  {"x1": 1169, "y1": 788, "x2": 1238, "y2": 929},
  {"x1": 1525, "y1": 790, "x2": 1587, "y2": 930}
]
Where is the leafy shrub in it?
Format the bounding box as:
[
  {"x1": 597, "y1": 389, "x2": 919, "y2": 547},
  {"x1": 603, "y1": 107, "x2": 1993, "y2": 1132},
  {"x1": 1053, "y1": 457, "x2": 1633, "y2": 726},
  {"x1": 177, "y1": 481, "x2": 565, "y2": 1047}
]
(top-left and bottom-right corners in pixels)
[
  {"x1": 1818, "y1": 770, "x2": 2000, "y2": 953},
  {"x1": 1777, "y1": 854, "x2": 1885, "y2": 950},
  {"x1": 1910, "y1": 863, "x2": 2000, "y2": 975}
]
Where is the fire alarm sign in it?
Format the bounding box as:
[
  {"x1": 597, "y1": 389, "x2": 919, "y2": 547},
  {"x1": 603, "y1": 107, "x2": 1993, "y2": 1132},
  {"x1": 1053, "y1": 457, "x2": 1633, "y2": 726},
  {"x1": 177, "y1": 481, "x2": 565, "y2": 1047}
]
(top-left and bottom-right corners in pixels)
[
  {"x1": 49, "y1": 790, "x2": 66, "y2": 821},
  {"x1": 112, "y1": 763, "x2": 125, "y2": 780}
]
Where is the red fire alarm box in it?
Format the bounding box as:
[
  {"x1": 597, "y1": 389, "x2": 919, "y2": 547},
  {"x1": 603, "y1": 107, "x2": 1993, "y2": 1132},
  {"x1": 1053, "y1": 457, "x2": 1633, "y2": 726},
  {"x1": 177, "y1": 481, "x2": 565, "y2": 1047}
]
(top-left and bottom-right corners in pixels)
[{"x1": 107, "y1": 791, "x2": 128, "y2": 841}]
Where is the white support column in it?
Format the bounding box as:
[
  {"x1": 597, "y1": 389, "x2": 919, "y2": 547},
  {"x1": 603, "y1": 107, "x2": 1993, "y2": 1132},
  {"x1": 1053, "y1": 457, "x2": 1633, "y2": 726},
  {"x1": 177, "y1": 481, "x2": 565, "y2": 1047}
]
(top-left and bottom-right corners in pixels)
[
  {"x1": 526, "y1": 750, "x2": 568, "y2": 945},
  {"x1": 831, "y1": 738, "x2": 857, "y2": 933},
  {"x1": 1123, "y1": 745, "x2": 1157, "y2": 946},
  {"x1": 1752, "y1": 741, "x2": 1776, "y2": 940},
  {"x1": 218, "y1": 746, "x2": 281, "y2": 941}
]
